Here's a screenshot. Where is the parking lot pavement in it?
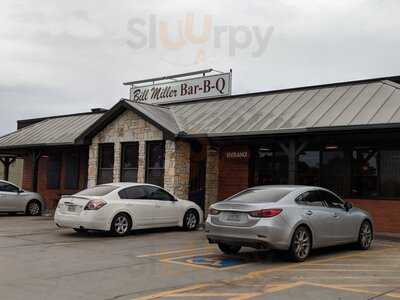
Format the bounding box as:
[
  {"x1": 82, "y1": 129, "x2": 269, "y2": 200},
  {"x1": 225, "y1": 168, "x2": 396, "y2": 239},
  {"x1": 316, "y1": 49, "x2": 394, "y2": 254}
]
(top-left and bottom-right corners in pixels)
[{"x1": 1, "y1": 215, "x2": 400, "y2": 300}]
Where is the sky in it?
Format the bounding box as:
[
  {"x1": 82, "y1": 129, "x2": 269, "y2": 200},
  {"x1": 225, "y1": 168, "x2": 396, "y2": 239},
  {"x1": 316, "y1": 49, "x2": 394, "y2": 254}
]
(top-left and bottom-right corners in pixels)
[{"x1": 0, "y1": 0, "x2": 399, "y2": 135}]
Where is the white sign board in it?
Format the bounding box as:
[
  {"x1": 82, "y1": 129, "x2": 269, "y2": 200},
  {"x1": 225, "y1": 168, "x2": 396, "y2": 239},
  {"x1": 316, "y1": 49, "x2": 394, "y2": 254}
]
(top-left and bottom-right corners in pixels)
[{"x1": 130, "y1": 73, "x2": 231, "y2": 104}]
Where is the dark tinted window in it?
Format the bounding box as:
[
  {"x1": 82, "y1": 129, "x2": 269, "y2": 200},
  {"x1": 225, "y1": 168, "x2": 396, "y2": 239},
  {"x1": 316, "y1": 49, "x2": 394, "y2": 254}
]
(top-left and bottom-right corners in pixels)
[
  {"x1": 144, "y1": 186, "x2": 175, "y2": 201},
  {"x1": 97, "y1": 144, "x2": 114, "y2": 184},
  {"x1": 76, "y1": 185, "x2": 118, "y2": 196},
  {"x1": 253, "y1": 147, "x2": 288, "y2": 185},
  {"x1": 351, "y1": 149, "x2": 378, "y2": 197},
  {"x1": 380, "y1": 150, "x2": 400, "y2": 197},
  {"x1": 146, "y1": 141, "x2": 165, "y2": 187},
  {"x1": 119, "y1": 186, "x2": 147, "y2": 199},
  {"x1": 64, "y1": 151, "x2": 80, "y2": 190},
  {"x1": 0, "y1": 182, "x2": 19, "y2": 193},
  {"x1": 296, "y1": 191, "x2": 324, "y2": 207},
  {"x1": 321, "y1": 150, "x2": 347, "y2": 196},
  {"x1": 226, "y1": 188, "x2": 291, "y2": 203},
  {"x1": 121, "y1": 143, "x2": 139, "y2": 182},
  {"x1": 47, "y1": 154, "x2": 61, "y2": 189},
  {"x1": 297, "y1": 151, "x2": 320, "y2": 186},
  {"x1": 319, "y1": 190, "x2": 344, "y2": 209}
]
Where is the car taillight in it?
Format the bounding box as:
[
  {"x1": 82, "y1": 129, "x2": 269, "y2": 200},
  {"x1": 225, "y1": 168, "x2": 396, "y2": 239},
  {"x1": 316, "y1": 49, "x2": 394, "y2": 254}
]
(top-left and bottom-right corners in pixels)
[
  {"x1": 249, "y1": 208, "x2": 282, "y2": 218},
  {"x1": 209, "y1": 208, "x2": 220, "y2": 215},
  {"x1": 84, "y1": 200, "x2": 107, "y2": 210}
]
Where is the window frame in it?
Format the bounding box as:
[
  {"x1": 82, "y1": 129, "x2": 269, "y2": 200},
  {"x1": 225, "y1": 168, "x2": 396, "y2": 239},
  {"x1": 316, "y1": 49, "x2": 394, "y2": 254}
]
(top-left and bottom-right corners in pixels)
[
  {"x1": 97, "y1": 143, "x2": 115, "y2": 185},
  {"x1": 120, "y1": 142, "x2": 139, "y2": 183},
  {"x1": 145, "y1": 141, "x2": 165, "y2": 187}
]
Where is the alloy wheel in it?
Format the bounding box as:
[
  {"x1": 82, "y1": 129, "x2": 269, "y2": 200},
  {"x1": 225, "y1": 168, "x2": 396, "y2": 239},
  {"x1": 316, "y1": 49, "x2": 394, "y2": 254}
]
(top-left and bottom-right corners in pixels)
[
  {"x1": 293, "y1": 228, "x2": 311, "y2": 260},
  {"x1": 114, "y1": 215, "x2": 129, "y2": 235},
  {"x1": 186, "y1": 212, "x2": 198, "y2": 230},
  {"x1": 28, "y1": 202, "x2": 40, "y2": 216},
  {"x1": 360, "y1": 221, "x2": 373, "y2": 249}
]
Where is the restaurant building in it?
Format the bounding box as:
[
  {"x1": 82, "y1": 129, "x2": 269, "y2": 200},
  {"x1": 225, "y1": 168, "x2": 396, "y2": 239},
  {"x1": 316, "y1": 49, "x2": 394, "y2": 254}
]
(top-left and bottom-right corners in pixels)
[{"x1": 1, "y1": 71, "x2": 400, "y2": 233}]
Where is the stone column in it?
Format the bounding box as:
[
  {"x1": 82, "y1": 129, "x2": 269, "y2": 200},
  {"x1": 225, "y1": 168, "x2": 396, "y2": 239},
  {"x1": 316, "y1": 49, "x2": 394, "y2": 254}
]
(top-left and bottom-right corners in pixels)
[
  {"x1": 113, "y1": 142, "x2": 121, "y2": 182},
  {"x1": 205, "y1": 145, "x2": 219, "y2": 211},
  {"x1": 163, "y1": 140, "x2": 191, "y2": 199},
  {"x1": 137, "y1": 141, "x2": 146, "y2": 183},
  {"x1": 87, "y1": 143, "x2": 98, "y2": 188}
]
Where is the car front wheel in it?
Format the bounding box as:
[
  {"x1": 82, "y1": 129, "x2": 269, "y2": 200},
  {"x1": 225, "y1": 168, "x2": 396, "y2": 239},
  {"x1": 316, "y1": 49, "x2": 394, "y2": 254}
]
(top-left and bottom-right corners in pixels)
[
  {"x1": 26, "y1": 200, "x2": 41, "y2": 216},
  {"x1": 183, "y1": 210, "x2": 199, "y2": 231},
  {"x1": 357, "y1": 220, "x2": 373, "y2": 250},
  {"x1": 290, "y1": 226, "x2": 312, "y2": 262},
  {"x1": 110, "y1": 213, "x2": 132, "y2": 236}
]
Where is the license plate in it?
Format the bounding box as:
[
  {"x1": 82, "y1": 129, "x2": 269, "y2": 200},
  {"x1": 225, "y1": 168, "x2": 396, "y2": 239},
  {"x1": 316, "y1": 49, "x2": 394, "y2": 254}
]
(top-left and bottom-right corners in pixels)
[
  {"x1": 67, "y1": 205, "x2": 77, "y2": 212},
  {"x1": 226, "y1": 212, "x2": 242, "y2": 222}
]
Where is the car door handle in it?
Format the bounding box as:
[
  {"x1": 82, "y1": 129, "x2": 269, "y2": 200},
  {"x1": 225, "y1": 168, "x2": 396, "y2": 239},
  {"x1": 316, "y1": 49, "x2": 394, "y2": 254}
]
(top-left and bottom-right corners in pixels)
[
  {"x1": 305, "y1": 210, "x2": 313, "y2": 216},
  {"x1": 332, "y1": 213, "x2": 339, "y2": 218}
]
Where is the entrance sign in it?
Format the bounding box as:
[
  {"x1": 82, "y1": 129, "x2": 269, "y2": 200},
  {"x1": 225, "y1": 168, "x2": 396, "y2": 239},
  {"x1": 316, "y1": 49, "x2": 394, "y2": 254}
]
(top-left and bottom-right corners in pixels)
[{"x1": 128, "y1": 72, "x2": 231, "y2": 104}]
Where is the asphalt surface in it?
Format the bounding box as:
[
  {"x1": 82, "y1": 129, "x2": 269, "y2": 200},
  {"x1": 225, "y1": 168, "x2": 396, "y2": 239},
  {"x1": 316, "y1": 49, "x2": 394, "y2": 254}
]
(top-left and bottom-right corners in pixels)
[{"x1": 0, "y1": 214, "x2": 400, "y2": 300}]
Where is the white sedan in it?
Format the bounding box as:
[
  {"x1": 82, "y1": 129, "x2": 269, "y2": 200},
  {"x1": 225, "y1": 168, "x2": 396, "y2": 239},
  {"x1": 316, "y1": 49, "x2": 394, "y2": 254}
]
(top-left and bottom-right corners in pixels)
[{"x1": 54, "y1": 183, "x2": 203, "y2": 236}]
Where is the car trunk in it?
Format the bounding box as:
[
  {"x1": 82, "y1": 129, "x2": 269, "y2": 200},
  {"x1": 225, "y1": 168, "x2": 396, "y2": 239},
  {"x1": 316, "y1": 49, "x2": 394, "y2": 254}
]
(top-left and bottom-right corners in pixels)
[{"x1": 58, "y1": 195, "x2": 96, "y2": 215}]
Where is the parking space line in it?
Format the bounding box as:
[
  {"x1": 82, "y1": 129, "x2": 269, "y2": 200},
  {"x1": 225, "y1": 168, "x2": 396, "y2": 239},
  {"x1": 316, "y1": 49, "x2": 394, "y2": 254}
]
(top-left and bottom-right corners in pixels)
[
  {"x1": 166, "y1": 292, "x2": 263, "y2": 300},
  {"x1": 137, "y1": 246, "x2": 214, "y2": 258}
]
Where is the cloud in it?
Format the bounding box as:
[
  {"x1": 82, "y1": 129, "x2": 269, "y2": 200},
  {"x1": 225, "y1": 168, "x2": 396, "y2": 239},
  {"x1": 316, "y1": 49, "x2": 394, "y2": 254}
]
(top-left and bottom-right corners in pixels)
[{"x1": 0, "y1": 0, "x2": 399, "y2": 135}]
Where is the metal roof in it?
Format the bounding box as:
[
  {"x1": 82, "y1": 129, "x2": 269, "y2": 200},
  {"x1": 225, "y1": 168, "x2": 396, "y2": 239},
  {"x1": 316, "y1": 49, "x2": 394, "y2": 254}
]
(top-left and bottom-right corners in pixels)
[
  {"x1": 0, "y1": 113, "x2": 104, "y2": 149},
  {"x1": 163, "y1": 79, "x2": 400, "y2": 137}
]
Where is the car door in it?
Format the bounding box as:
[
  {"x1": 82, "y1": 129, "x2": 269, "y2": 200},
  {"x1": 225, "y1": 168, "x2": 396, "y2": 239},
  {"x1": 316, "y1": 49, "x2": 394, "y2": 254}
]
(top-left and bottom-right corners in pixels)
[
  {"x1": 144, "y1": 186, "x2": 180, "y2": 226},
  {"x1": 118, "y1": 186, "x2": 156, "y2": 227},
  {"x1": 319, "y1": 190, "x2": 357, "y2": 243},
  {"x1": 296, "y1": 190, "x2": 336, "y2": 247},
  {"x1": 0, "y1": 182, "x2": 20, "y2": 211}
]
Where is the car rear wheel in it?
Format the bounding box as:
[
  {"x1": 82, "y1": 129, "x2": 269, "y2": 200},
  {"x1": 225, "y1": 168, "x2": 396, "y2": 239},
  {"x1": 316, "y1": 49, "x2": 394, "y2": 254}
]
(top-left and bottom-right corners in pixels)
[
  {"x1": 218, "y1": 243, "x2": 241, "y2": 255},
  {"x1": 26, "y1": 200, "x2": 41, "y2": 216},
  {"x1": 290, "y1": 226, "x2": 312, "y2": 262},
  {"x1": 183, "y1": 210, "x2": 199, "y2": 231},
  {"x1": 357, "y1": 220, "x2": 373, "y2": 250},
  {"x1": 110, "y1": 213, "x2": 132, "y2": 236}
]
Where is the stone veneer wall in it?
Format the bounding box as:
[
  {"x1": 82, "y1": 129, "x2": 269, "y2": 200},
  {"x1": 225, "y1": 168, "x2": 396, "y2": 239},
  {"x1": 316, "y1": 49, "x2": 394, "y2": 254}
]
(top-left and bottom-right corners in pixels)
[
  {"x1": 205, "y1": 145, "x2": 219, "y2": 210},
  {"x1": 163, "y1": 140, "x2": 191, "y2": 199},
  {"x1": 88, "y1": 110, "x2": 163, "y2": 188}
]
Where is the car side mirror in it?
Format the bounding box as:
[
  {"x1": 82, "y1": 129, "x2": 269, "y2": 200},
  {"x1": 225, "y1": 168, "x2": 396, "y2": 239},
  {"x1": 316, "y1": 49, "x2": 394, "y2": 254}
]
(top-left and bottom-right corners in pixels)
[{"x1": 344, "y1": 202, "x2": 353, "y2": 211}]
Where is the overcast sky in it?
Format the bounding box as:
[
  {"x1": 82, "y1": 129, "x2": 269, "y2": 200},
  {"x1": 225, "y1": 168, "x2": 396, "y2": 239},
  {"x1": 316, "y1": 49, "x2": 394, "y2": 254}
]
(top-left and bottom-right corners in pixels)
[{"x1": 0, "y1": 0, "x2": 399, "y2": 135}]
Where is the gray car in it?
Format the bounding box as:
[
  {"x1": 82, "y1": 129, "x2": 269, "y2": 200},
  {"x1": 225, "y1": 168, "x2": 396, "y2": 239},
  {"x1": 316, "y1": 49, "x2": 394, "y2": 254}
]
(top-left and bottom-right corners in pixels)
[
  {"x1": 206, "y1": 185, "x2": 374, "y2": 262},
  {"x1": 0, "y1": 180, "x2": 44, "y2": 216}
]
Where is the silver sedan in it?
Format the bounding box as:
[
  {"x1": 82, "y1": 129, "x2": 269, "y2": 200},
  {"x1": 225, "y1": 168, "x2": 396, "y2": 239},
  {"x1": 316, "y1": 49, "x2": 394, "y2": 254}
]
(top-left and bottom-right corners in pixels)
[
  {"x1": 206, "y1": 185, "x2": 374, "y2": 262},
  {"x1": 0, "y1": 180, "x2": 45, "y2": 216}
]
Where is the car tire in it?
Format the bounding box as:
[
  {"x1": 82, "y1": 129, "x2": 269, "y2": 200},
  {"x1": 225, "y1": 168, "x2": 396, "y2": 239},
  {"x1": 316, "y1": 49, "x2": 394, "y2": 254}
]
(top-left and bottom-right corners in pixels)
[
  {"x1": 110, "y1": 213, "x2": 132, "y2": 236},
  {"x1": 357, "y1": 220, "x2": 373, "y2": 250},
  {"x1": 218, "y1": 243, "x2": 241, "y2": 255},
  {"x1": 183, "y1": 209, "x2": 199, "y2": 231},
  {"x1": 73, "y1": 228, "x2": 88, "y2": 234},
  {"x1": 26, "y1": 200, "x2": 41, "y2": 216},
  {"x1": 289, "y1": 226, "x2": 312, "y2": 262}
]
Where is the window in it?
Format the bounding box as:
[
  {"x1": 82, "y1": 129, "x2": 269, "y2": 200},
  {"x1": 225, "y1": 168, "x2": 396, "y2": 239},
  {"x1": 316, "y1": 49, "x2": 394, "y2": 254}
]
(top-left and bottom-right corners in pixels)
[
  {"x1": 144, "y1": 186, "x2": 175, "y2": 201},
  {"x1": 319, "y1": 190, "x2": 344, "y2": 209},
  {"x1": 321, "y1": 150, "x2": 347, "y2": 196},
  {"x1": 380, "y1": 150, "x2": 400, "y2": 197},
  {"x1": 297, "y1": 151, "x2": 320, "y2": 186},
  {"x1": 64, "y1": 152, "x2": 80, "y2": 190},
  {"x1": 296, "y1": 191, "x2": 324, "y2": 207},
  {"x1": 77, "y1": 185, "x2": 118, "y2": 196},
  {"x1": 47, "y1": 154, "x2": 61, "y2": 189},
  {"x1": 97, "y1": 144, "x2": 114, "y2": 184},
  {"x1": 120, "y1": 143, "x2": 139, "y2": 182},
  {"x1": 226, "y1": 188, "x2": 291, "y2": 203},
  {"x1": 145, "y1": 141, "x2": 165, "y2": 187},
  {"x1": 0, "y1": 182, "x2": 19, "y2": 193},
  {"x1": 351, "y1": 149, "x2": 378, "y2": 197},
  {"x1": 253, "y1": 147, "x2": 288, "y2": 185},
  {"x1": 119, "y1": 186, "x2": 147, "y2": 199}
]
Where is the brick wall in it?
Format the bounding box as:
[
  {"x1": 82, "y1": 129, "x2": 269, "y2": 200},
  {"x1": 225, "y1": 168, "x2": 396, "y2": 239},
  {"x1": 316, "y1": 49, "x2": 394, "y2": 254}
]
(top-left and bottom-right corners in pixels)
[
  {"x1": 350, "y1": 199, "x2": 400, "y2": 233},
  {"x1": 218, "y1": 145, "x2": 250, "y2": 201}
]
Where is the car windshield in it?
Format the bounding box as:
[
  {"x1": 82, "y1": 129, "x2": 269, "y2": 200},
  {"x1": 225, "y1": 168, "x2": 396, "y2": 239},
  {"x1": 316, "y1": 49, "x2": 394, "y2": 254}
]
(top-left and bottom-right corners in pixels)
[
  {"x1": 225, "y1": 188, "x2": 291, "y2": 203},
  {"x1": 76, "y1": 185, "x2": 118, "y2": 197}
]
